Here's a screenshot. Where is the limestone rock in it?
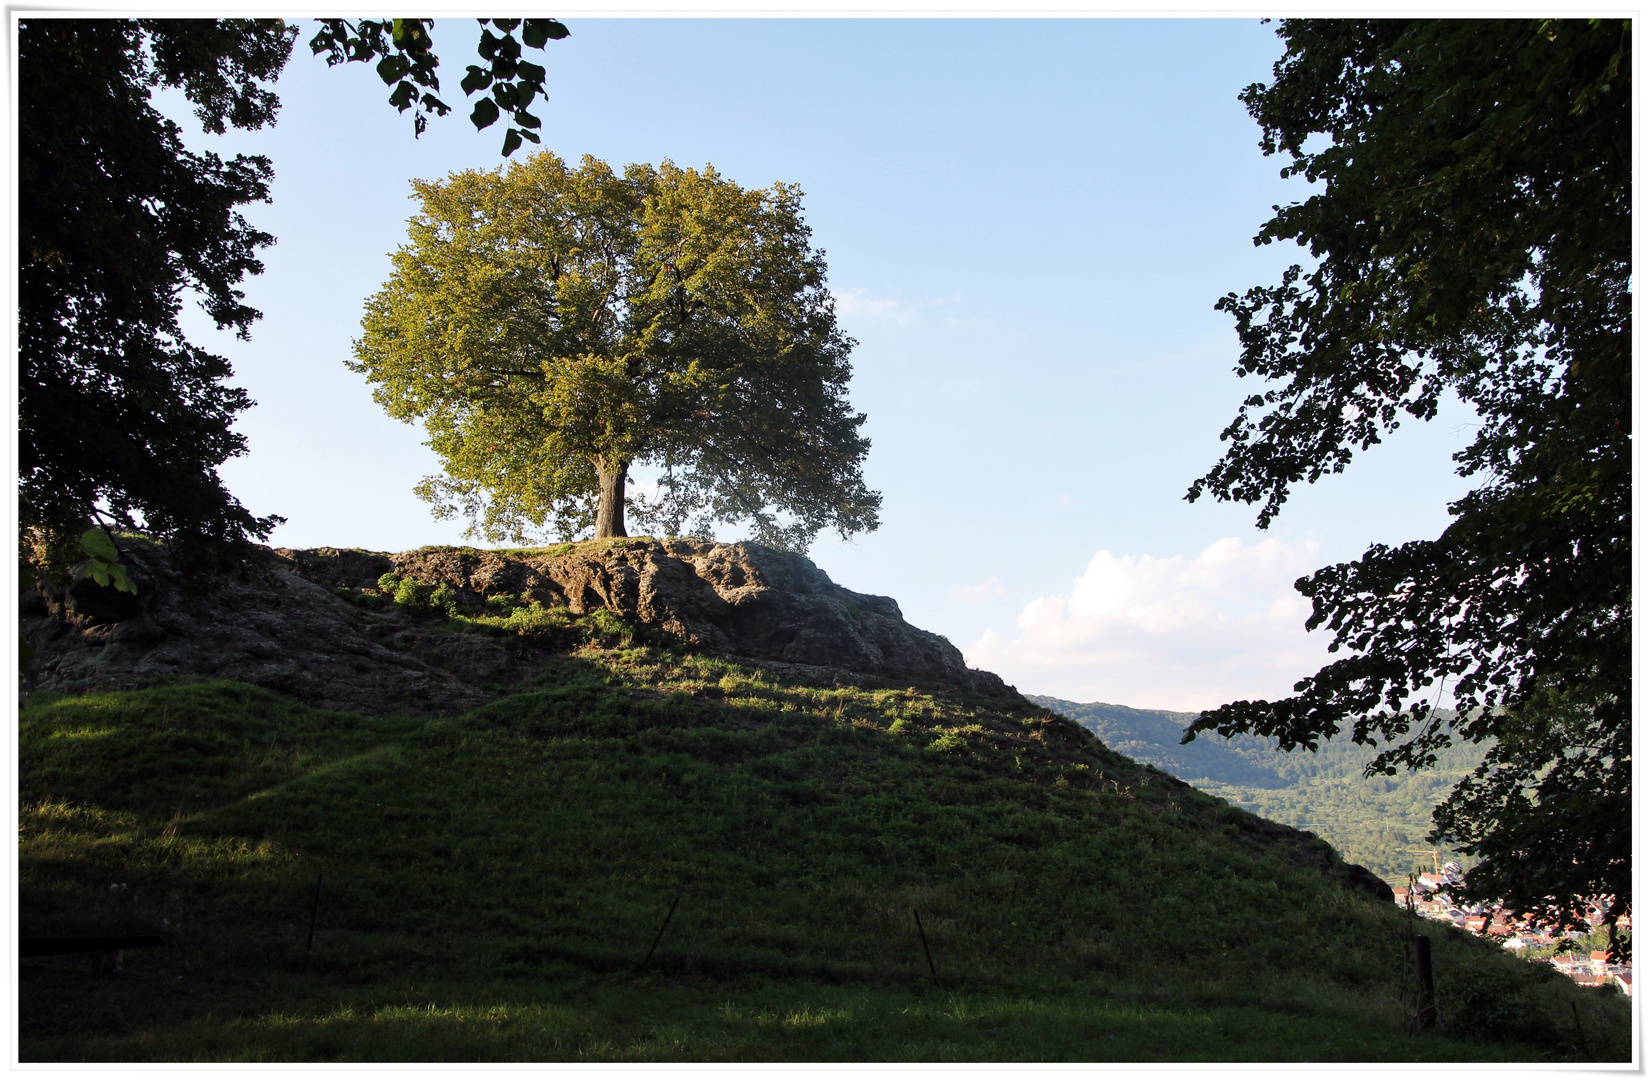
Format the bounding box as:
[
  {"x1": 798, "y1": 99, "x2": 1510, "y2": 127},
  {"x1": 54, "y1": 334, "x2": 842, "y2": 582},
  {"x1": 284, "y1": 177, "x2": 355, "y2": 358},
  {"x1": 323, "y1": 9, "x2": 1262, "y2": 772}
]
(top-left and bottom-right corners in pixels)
[
  {"x1": 22, "y1": 539, "x2": 492, "y2": 717},
  {"x1": 22, "y1": 537, "x2": 1010, "y2": 715},
  {"x1": 367, "y1": 539, "x2": 1006, "y2": 695}
]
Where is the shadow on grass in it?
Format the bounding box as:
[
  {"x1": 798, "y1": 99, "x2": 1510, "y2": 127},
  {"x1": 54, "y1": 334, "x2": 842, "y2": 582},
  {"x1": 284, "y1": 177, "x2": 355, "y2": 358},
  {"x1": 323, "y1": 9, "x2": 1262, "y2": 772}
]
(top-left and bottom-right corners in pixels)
[{"x1": 18, "y1": 663, "x2": 1633, "y2": 1063}]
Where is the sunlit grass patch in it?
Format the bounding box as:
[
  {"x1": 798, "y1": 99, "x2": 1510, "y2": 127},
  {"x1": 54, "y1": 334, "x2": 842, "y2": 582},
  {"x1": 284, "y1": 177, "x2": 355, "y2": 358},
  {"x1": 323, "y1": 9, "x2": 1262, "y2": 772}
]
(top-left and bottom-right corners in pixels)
[
  {"x1": 31, "y1": 984, "x2": 1602, "y2": 1063},
  {"x1": 22, "y1": 797, "x2": 137, "y2": 834}
]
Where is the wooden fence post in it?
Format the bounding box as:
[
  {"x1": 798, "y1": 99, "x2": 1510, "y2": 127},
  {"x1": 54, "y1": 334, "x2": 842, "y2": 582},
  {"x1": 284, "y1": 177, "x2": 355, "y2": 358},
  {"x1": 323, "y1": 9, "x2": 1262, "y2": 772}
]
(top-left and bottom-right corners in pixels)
[
  {"x1": 913, "y1": 909, "x2": 940, "y2": 989},
  {"x1": 307, "y1": 872, "x2": 323, "y2": 952},
  {"x1": 1414, "y1": 934, "x2": 1436, "y2": 1030},
  {"x1": 639, "y1": 895, "x2": 680, "y2": 972}
]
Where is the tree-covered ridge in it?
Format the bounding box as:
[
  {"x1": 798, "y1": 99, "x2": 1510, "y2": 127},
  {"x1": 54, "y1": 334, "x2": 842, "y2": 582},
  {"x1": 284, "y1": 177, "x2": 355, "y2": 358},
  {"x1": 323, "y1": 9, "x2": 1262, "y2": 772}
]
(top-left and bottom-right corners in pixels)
[{"x1": 1030, "y1": 696, "x2": 1488, "y2": 884}]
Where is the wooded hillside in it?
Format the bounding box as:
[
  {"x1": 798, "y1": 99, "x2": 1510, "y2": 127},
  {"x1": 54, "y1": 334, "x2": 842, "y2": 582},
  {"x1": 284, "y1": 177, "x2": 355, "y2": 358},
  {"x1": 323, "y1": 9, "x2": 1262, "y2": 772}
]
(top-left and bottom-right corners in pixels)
[{"x1": 1029, "y1": 696, "x2": 1489, "y2": 884}]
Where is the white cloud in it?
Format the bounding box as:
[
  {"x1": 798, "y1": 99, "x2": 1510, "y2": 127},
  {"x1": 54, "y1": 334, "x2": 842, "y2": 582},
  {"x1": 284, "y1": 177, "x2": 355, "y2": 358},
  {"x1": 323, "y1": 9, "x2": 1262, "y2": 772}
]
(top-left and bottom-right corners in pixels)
[
  {"x1": 949, "y1": 576, "x2": 1010, "y2": 603},
  {"x1": 965, "y1": 537, "x2": 1334, "y2": 712},
  {"x1": 830, "y1": 287, "x2": 915, "y2": 324},
  {"x1": 831, "y1": 288, "x2": 975, "y2": 327}
]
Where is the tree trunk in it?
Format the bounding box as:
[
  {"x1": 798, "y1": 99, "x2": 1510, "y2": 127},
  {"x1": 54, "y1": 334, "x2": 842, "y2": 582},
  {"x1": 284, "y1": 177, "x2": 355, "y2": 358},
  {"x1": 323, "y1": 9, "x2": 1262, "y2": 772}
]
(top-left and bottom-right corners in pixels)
[{"x1": 594, "y1": 458, "x2": 628, "y2": 539}]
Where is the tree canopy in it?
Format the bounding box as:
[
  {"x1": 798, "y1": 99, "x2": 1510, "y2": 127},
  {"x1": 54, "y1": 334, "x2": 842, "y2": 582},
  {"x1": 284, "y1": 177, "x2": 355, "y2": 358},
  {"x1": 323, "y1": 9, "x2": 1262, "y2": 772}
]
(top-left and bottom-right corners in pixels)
[
  {"x1": 350, "y1": 152, "x2": 881, "y2": 551},
  {"x1": 19, "y1": 18, "x2": 294, "y2": 577},
  {"x1": 19, "y1": 18, "x2": 571, "y2": 582},
  {"x1": 1182, "y1": 19, "x2": 1630, "y2": 940}
]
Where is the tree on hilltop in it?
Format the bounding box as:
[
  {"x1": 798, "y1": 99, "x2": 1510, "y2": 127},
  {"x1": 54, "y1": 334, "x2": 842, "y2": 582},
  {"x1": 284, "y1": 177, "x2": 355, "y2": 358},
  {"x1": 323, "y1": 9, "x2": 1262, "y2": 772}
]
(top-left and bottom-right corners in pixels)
[
  {"x1": 349, "y1": 151, "x2": 881, "y2": 551},
  {"x1": 1181, "y1": 19, "x2": 1630, "y2": 943}
]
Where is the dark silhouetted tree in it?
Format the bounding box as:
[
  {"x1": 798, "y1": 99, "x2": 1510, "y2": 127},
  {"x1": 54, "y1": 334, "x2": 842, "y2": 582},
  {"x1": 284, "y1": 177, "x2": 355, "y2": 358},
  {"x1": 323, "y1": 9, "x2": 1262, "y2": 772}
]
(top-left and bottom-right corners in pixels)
[{"x1": 1181, "y1": 19, "x2": 1630, "y2": 942}]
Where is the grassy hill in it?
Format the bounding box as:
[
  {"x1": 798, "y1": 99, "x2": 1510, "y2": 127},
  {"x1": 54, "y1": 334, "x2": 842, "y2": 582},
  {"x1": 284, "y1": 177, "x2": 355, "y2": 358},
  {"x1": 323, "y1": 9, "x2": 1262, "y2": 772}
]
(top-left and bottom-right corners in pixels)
[
  {"x1": 18, "y1": 617, "x2": 1625, "y2": 1061},
  {"x1": 1029, "y1": 697, "x2": 1491, "y2": 885}
]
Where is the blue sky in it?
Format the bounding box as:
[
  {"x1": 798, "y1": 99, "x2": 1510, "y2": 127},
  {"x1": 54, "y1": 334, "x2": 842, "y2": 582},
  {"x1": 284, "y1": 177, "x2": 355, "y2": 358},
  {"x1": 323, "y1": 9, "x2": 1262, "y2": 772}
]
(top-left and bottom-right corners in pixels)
[{"x1": 166, "y1": 18, "x2": 1482, "y2": 709}]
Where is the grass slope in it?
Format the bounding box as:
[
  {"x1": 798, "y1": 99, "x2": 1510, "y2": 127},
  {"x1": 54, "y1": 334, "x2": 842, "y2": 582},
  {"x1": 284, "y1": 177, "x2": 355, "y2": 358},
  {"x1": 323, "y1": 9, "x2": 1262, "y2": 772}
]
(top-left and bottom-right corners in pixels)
[
  {"x1": 19, "y1": 633, "x2": 1626, "y2": 1062},
  {"x1": 1029, "y1": 696, "x2": 1490, "y2": 884}
]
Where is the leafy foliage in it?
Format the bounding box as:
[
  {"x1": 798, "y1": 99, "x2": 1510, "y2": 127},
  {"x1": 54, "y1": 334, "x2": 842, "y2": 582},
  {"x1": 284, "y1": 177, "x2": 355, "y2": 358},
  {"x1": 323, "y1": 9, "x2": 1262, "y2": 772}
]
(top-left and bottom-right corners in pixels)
[
  {"x1": 77, "y1": 530, "x2": 137, "y2": 595},
  {"x1": 351, "y1": 152, "x2": 881, "y2": 550},
  {"x1": 307, "y1": 18, "x2": 569, "y2": 155},
  {"x1": 19, "y1": 19, "x2": 293, "y2": 578},
  {"x1": 1429, "y1": 685, "x2": 1630, "y2": 940},
  {"x1": 1435, "y1": 961, "x2": 1564, "y2": 1046},
  {"x1": 1181, "y1": 19, "x2": 1630, "y2": 936},
  {"x1": 20, "y1": 17, "x2": 574, "y2": 588}
]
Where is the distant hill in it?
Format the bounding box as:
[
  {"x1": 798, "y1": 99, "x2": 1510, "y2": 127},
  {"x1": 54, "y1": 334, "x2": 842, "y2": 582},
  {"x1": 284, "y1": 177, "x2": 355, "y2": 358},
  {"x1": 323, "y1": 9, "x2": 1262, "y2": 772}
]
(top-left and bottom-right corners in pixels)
[
  {"x1": 1029, "y1": 695, "x2": 1491, "y2": 885},
  {"x1": 1020, "y1": 699, "x2": 1287, "y2": 788}
]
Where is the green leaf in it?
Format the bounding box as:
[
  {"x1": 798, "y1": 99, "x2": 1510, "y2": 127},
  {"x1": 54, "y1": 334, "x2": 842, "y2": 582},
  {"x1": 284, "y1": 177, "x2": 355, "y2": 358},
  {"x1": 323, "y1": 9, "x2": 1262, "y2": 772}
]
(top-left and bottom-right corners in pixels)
[
  {"x1": 79, "y1": 528, "x2": 118, "y2": 563},
  {"x1": 493, "y1": 81, "x2": 523, "y2": 109},
  {"x1": 470, "y1": 97, "x2": 500, "y2": 130},
  {"x1": 501, "y1": 128, "x2": 523, "y2": 157},
  {"x1": 86, "y1": 557, "x2": 134, "y2": 593},
  {"x1": 461, "y1": 65, "x2": 492, "y2": 95},
  {"x1": 405, "y1": 20, "x2": 433, "y2": 52},
  {"x1": 376, "y1": 54, "x2": 409, "y2": 86},
  {"x1": 516, "y1": 60, "x2": 546, "y2": 84},
  {"x1": 513, "y1": 109, "x2": 542, "y2": 130},
  {"x1": 78, "y1": 528, "x2": 136, "y2": 594}
]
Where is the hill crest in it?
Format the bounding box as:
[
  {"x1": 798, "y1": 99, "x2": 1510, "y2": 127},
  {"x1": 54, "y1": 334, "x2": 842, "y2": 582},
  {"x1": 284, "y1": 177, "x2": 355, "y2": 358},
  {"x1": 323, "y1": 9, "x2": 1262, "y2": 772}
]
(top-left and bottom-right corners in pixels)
[{"x1": 23, "y1": 537, "x2": 1007, "y2": 715}]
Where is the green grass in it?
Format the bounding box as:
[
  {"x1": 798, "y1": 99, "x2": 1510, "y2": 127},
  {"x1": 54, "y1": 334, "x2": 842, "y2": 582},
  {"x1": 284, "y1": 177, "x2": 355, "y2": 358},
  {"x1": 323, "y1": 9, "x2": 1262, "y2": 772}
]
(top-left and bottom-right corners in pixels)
[
  {"x1": 364, "y1": 570, "x2": 676, "y2": 651},
  {"x1": 18, "y1": 646, "x2": 1631, "y2": 1062},
  {"x1": 476, "y1": 536, "x2": 673, "y2": 559}
]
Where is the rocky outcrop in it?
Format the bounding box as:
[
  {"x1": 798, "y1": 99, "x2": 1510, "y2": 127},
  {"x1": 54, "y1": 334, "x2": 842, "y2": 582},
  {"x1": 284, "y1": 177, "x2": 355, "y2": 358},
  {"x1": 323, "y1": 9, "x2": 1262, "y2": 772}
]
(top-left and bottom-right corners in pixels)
[
  {"x1": 22, "y1": 537, "x2": 1010, "y2": 716},
  {"x1": 307, "y1": 538, "x2": 1004, "y2": 695},
  {"x1": 22, "y1": 540, "x2": 494, "y2": 717}
]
